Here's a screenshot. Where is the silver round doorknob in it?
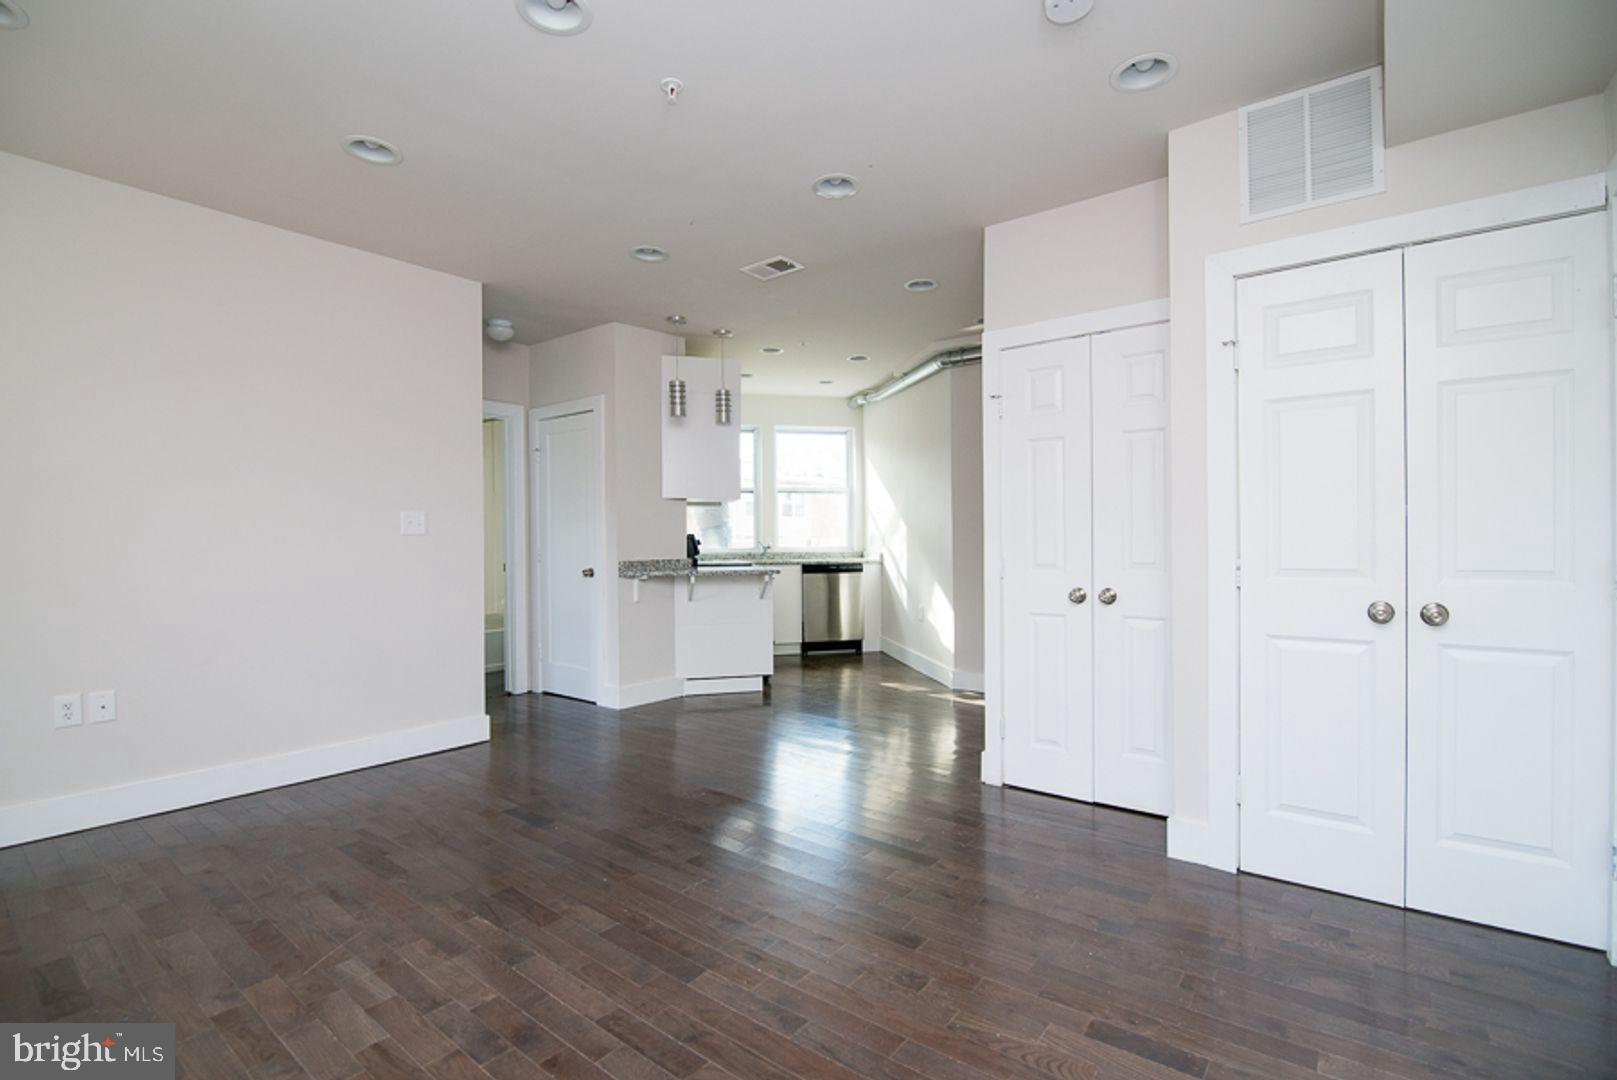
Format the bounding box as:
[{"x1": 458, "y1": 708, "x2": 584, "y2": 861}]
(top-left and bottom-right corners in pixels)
[
  {"x1": 1366, "y1": 600, "x2": 1395, "y2": 624},
  {"x1": 1420, "y1": 602, "x2": 1449, "y2": 627},
  {"x1": 1097, "y1": 588, "x2": 1117, "y2": 605},
  {"x1": 1067, "y1": 587, "x2": 1087, "y2": 605}
]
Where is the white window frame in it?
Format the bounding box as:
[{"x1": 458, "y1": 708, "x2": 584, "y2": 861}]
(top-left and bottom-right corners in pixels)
[
  {"x1": 686, "y1": 426, "x2": 760, "y2": 553},
  {"x1": 773, "y1": 425, "x2": 856, "y2": 552}
]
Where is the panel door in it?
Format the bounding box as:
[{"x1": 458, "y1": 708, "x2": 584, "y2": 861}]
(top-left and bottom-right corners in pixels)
[
  {"x1": 1404, "y1": 214, "x2": 1613, "y2": 947},
  {"x1": 1236, "y1": 250, "x2": 1408, "y2": 904},
  {"x1": 1091, "y1": 322, "x2": 1172, "y2": 814},
  {"x1": 1001, "y1": 335, "x2": 1095, "y2": 800},
  {"x1": 535, "y1": 409, "x2": 601, "y2": 702}
]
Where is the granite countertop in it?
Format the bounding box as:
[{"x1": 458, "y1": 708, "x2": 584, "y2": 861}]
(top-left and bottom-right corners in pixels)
[
  {"x1": 618, "y1": 559, "x2": 781, "y2": 579},
  {"x1": 702, "y1": 551, "x2": 877, "y2": 566}
]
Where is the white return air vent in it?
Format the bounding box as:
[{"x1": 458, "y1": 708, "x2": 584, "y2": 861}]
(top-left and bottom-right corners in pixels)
[
  {"x1": 740, "y1": 255, "x2": 805, "y2": 281},
  {"x1": 1239, "y1": 67, "x2": 1384, "y2": 223}
]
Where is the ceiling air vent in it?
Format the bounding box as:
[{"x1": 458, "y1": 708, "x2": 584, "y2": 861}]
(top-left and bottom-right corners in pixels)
[
  {"x1": 1239, "y1": 67, "x2": 1384, "y2": 223},
  {"x1": 740, "y1": 255, "x2": 805, "y2": 281}
]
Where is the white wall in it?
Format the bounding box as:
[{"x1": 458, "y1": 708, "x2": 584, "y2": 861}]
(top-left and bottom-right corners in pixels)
[
  {"x1": 864, "y1": 368, "x2": 982, "y2": 687},
  {"x1": 983, "y1": 178, "x2": 1169, "y2": 332},
  {"x1": 1166, "y1": 94, "x2": 1612, "y2": 832},
  {"x1": 0, "y1": 151, "x2": 485, "y2": 840},
  {"x1": 949, "y1": 366, "x2": 985, "y2": 687},
  {"x1": 529, "y1": 322, "x2": 686, "y2": 702},
  {"x1": 483, "y1": 341, "x2": 529, "y2": 406},
  {"x1": 739, "y1": 394, "x2": 865, "y2": 552}
]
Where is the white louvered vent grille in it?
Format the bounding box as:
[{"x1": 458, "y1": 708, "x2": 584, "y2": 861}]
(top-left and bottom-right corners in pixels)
[
  {"x1": 1239, "y1": 68, "x2": 1383, "y2": 222},
  {"x1": 740, "y1": 255, "x2": 805, "y2": 281}
]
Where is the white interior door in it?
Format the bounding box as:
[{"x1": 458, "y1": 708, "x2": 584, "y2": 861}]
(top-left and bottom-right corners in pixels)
[
  {"x1": 1236, "y1": 250, "x2": 1408, "y2": 905},
  {"x1": 1001, "y1": 336, "x2": 1095, "y2": 801},
  {"x1": 1404, "y1": 214, "x2": 1613, "y2": 947},
  {"x1": 534, "y1": 408, "x2": 601, "y2": 702},
  {"x1": 1091, "y1": 322, "x2": 1172, "y2": 814}
]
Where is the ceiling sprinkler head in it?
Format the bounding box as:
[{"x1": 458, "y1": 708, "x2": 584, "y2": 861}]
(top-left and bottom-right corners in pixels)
[{"x1": 661, "y1": 77, "x2": 683, "y2": 103}]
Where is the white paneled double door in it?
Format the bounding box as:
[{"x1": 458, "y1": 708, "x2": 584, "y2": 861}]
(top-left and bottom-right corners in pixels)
[
  {"x1": 1236, "y1": 213, "x2": 1613, "y2": 947},
  {"x1": 1000, "y1": 322, "x2": 1172, "y2": 816}
]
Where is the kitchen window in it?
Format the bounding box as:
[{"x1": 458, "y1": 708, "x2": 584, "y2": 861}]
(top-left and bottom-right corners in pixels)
[
  {"x1": 775, "y1": 427, "x2": 853, "y2": 550},
  {"x1": 686, "y1": 427, "x2": 757, "y2": 552}
]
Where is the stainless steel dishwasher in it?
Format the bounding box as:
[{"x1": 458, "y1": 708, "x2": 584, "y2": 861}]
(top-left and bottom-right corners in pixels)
[{"x1": 800, "y1": 562, "x2": 864, "y2": 654}]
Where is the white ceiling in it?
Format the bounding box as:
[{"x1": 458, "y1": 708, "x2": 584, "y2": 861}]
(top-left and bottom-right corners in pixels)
[
  {"x1": 1385, "y1": 0, "x2": 1617, "y2": 147},
  {"x1": 0, "y1": 0, "x2": 1380, "y2": 395}
]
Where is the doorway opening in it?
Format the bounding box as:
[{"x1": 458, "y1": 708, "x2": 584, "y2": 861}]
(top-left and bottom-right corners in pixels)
[{"x1": 483, "y1": 401, "x2": 530, "y2": 694}]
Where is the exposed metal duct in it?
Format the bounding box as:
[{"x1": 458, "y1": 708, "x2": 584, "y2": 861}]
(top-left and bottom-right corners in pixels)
[{"x1": 847, "y1": 344, "x2": 982, "y2": 408}]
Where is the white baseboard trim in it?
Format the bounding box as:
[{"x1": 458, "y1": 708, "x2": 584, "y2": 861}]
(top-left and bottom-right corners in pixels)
[
  {"x1": 1166, "y1": 815, "x2": 1238, "y2": 873},
  {"x1": 951, "y1": 670, "x2": 984, "y2": 693},
  {"x1": 600, "y1": 676, "x2": 684, "y2": 710},
  {"x1": 0, "y1": 713, "x2": 490, "y2": 849},
  {"x1": 880, "y1": 639, "x2": 952, "y2": 687},
  {"x1": 684, "y1": 676, "x2": 764, "y2": 696}
]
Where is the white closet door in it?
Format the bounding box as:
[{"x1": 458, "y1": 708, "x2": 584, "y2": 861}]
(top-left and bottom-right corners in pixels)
[
  {"x1": 1236, "y1": 250, "x2": 1407, "y2": 905},
  {"x1": 1001, "y1": 336, "x2": 1094, "y2": 800},
  {"x1": 1091, "y1": 322, "x2": 1171, "y2": 814},
  {"x1": 1404, "y1": 214, "x2": 1613, "y2": 947},
  {"x1": 535, "y1": 408, "x2": 601, "y2": 703}
]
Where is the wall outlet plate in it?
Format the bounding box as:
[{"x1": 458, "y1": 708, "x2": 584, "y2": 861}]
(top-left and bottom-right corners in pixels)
[
  {"x1": 1045, "y1": 0, "x2": 1094, "y2": 25},
  {"x1": 399, "y1": 510, "x2": 427, "y2": 536},
  {"x1": 53, "y1": 693, "x2": 83, "y2": 729},
  {"x1": 87, "y1": 689, "x2": 117, "y2": 724}
]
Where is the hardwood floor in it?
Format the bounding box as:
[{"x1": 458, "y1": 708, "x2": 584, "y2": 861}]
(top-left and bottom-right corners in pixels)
[{"x1": 4, "y1": 654, "x2": 1615, "y2": 1078}]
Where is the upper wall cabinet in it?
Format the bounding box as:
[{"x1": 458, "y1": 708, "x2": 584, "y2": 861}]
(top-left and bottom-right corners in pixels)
[{"x1": 661, "y1": 355, "x2": 742, "y2": 502}]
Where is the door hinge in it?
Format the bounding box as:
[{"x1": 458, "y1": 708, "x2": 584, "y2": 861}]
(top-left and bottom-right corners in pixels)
[
  {"x1": 1235, "y1": 774, "x2": 1244, "y2": 807},
  {"x1": 1222, "y1": 338, "x2": 1239, "y2": 371},
  {"x1": 1234, "y1": 560, "x2": 1242, "y2": 589}
]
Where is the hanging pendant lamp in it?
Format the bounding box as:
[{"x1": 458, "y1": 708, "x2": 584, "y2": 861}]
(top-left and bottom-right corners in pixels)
[{"x1": 714, "y1": 329, "x2": 734, "y2": 425}]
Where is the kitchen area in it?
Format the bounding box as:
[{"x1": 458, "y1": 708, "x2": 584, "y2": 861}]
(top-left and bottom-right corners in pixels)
[{"x1": 629, "y1": 370, "x2": 881, "y2": 697}]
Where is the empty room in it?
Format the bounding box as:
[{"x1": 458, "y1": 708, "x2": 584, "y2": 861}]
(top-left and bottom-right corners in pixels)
[{"x1": 4, "y1": 1, "x2": 1617, "y2": 1077}]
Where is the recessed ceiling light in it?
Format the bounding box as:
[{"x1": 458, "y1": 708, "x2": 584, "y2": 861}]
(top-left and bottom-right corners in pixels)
[
  {"x1": 484, "y1": 318, "x2": 515, "y2": 343},
  {"x1": 666, "y1": 314, "x2": 687, "y2": 326},
  {"x1": 0, "y1": 1, "x2": 29, "y2": 29},
  {"x1": 343, "y1": 136, "x2": 401, "y2": 166},
  {"x1": 761, "y1": 346, "x2": 784, "y2": 355},
  {"x1": 741, "y1": 373, "x2": 754, "y2": 379},
  {"x1": 712, "y1": 328, "x2": 734, "y2": 338},
  {"x1": 1110, "y1": 53, "x2": 1177, "y2": 92},
  {"x1": 812, "y1": 174, "x2": 859, "y2": 200},
  {"x1": 515, "y1": 0, "x2": 592, "y2": 35},
  {"x1": 847, "y1": 354, "x2": 869, "y2": 363},
  {"x1": 904, "y1": 278, "x2": 938, "y2": 292},
  {"x1": 630, "y1": 246, "x2": 669, "y2": 263},
  {"x1": 819, "y1": 380, "x2": 834, "y2": 385}
]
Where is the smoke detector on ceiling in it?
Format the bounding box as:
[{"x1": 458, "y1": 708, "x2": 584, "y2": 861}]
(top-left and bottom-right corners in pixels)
[
  {"x1": 1044, "y1": 0, "x2": 1094, "y2": 26},
  {"x1": 740, "y1": 256, "x2": 805, "y2": 282}
]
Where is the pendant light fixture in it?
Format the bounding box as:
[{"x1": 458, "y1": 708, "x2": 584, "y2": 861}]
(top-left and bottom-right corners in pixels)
[
  {"x1": 668, "y1": 353, "x2": 687, "y2": 419},
  {"x1": 713, "y1": 329, "x2": 734, "y2": 426}
]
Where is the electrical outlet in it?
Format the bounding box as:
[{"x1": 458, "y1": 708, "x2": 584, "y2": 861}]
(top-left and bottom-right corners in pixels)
[
  {"x1": 53, "y1": 693, "x2": 83, "y2": 729},
  {"x1": 87, "y1": 690, "x2": 117, "y2": 724},
  {"x1": 399, "y1": 510, "x2": 427, "y2": 536}
]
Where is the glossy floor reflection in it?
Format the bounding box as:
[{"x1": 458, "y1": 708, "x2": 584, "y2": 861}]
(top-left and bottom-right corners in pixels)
[{"x1": 4, "y1": 655, "x2": 1615, "y2": 1078}]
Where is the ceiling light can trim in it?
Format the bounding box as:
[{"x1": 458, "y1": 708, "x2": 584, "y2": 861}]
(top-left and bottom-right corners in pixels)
[
  {"x1": 904, "y1": 278, "x2": 939, "y2": 292},
  {"x1": 847, "y1": 354, "x2": 869, "y2": 364},
  {"x1": 343, "y1": 136, "x2": 401, "y2": 166},
  {"x1": 760, "y1": 346, "x2": 784, "y2": 355},
  {"x1": 0, "y1": 1, "x2": 29, "y2": 29},
  {"x1": 515, "y1": 0, "x2": 592, "y2": 35},
  {"x1": 1110, "y1": 52, "x2": 1178, "y2": 92},
  {"x1": 630, "y1": 245, "x2": 669, "y2": 263},
  {"x1": 812, "y1": 173, "x2": 860, "y2": 200}
]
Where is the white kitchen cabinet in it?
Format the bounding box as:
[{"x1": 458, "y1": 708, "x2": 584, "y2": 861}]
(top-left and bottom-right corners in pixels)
[
  {"x1": 675, "y1": 572, "x2": 775, "y2": 694},
  {"x1": 770, "y1": 564, "x2": 803, "y2": 651},
  {"x1": 661, "y1": 355, "x2": 742, "y2": 501}
]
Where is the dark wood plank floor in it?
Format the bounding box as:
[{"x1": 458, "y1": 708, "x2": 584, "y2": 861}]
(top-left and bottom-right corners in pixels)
[{"x1": 5, "y1": 655, "x2": 1615, "y2": 1078}]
